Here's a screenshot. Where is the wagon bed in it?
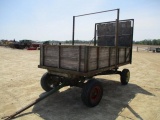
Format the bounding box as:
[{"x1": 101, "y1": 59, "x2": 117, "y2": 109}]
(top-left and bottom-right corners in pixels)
[{"x1": 38, "y1": 45, "x2": 131, "y2": 77}]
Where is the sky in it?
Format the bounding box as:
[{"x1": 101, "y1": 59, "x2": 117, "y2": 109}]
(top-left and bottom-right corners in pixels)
[{"x1": 0, "y1": 0, "x2": 160, "y2": 41}]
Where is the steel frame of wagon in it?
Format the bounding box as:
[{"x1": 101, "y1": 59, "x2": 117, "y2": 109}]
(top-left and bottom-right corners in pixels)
[{"x1": 72, "y1": 8, "x2": 120, "y2": 69}]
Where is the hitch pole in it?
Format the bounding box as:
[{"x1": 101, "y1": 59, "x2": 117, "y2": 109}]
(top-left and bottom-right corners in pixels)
[{"x1": 2, "y1": 82, "x2": 66, "y2": 120}]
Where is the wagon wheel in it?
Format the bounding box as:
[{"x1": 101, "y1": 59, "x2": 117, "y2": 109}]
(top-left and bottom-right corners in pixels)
[
  {"x1": 120, "y1": 69, "x2": 130, "y2": 85},
  {"x1": 81, "y1": 79, "x2": 103, "y2": 107},
  {"x1": 41, "y1": 72, "x2": 60, "y2": 92}
]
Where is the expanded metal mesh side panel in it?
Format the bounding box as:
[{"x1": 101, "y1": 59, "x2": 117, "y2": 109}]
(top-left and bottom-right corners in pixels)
[{"x1": 97, "y1": 20, "x2": 133, "y2": 46}]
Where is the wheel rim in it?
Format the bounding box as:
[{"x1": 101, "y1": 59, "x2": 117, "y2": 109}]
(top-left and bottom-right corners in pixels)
[
  {"x1": 90, "y1": 86, "x2": 101, "y2": 104},
  {"x1": 47, "y1": 79, "x2": 54, "y2": 88},
  {"x1": 47, "y1": 75, "x2": 59, "y2": 88}
]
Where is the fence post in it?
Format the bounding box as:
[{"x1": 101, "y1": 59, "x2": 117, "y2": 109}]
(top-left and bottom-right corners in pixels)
[{"x1": 137, "y1": 46, "x2": 138, "y2": 52}]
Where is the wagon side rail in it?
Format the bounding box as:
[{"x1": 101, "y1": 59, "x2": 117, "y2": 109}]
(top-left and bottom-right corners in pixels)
[{"x1": 39, "y1": 45, "x2": 131, "y2": 77}]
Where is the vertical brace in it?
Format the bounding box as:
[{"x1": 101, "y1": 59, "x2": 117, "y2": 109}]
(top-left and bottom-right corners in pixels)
[
  {"x1": 84, "y1": 46, "x2": 89, "y2": 72},
  {"x1": 117, "y1": 48, "x2": 119, "y2": 64},
  {"x1": 40, "y1": 45, "x2": 44, "y2": 66},
  {"x1": 130, "y1": 19, "x2": 134, "y2": 64},
  {"x1": 94, "y1": 24, "x2": 97, "y2": 46},
  {"x1": 96, "y1": 47, "x2": 99, "y2": 69},
  {"x1": 58, "y1": 46, "x2": 61, "y2": 68},
  {"x1": 124, "y1": 48, "x2": 127, "y2": 62},
  {"x1": 77, "y1": 46, "x2": 81, "y2": 71},
  {"x1": 72, "y1": 16, "x2": 75, "y2": 45},
  {"x1": 126, "y1": 48, "x2": 131, "y2": 62},
  {"x1": 115, "y1": 9, "x2": 120, "y2": 68},
  {"x1": 108, "y1": 47, "x2": 111, "y2": 67}
]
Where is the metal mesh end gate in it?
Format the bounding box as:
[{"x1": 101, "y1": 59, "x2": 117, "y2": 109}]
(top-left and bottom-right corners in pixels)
[{"x1": 95, "y1": 19, "x2": 134, "y2": 47}]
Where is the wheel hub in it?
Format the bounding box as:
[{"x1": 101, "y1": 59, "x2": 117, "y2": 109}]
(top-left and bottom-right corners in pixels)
[{"x1": 90, "y1": 86, "x2": 101, "y2": 103}]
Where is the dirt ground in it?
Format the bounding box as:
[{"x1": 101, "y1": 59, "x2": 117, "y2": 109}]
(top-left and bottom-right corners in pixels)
[{"x1": 0, "y1": 46, "x2": 160, "y2": 120}]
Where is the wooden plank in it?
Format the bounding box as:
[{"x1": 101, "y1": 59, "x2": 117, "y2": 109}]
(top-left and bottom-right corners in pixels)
[
  {"x1": 41, "y1": 45, "x2": 131, "y2": 73},
  {"x1": 60, "y1": 46, "x2": 79, "y2": 58},
  {"x1": 44, "y1": 58, "x2": 58, "y2": 67},
  {"x1": 43, "y1": 45, "x2": 59, "y2": 67},
  {"x1": 118, "y1": 48, "x2": 119, "y2": 64},
  {"x1": 80, "y1": 46, "x2": 85, "y2": 72},
  {"x1": 110, "y1": 48, "x2": 116, "y2": 66},
  {"x1": 109, "y1": 47, "x2": 111, "y2": 67},
  {"x1": 126, "y1": 48, "x2": 130, "y2": 62},
  {"x1": 80, "y1": 46, "x2": 85, "y2": 60},
  {"x1": 99, "y1": 47, "x2": 109, "y2": 68},
  {"x1": 77, "y1": 46, "x2": 81, "y2": 71},
  {"x1": 98, "y1": 59, "x2": 109, "y2": 68},
  {"x1": 80, "y1": 62, "x2": 84, "y2": 72},
  {"x1": 124, "y1": 47, "x2": 126, "y2": 62},
  {"x1": 84, "y1": 46, "x2": 89, "y2": 72},
  {"x1": 99, "y1": 47, "x2": 110, "y2": 60},
  {"x1": 88, "y1": 61, "x2": 98, "y2": 71},
  {"x1": 57, "y1": 58, "x2": 84, "y2": 71},
  {"x1": 44, "y1": 45, "x2": 59, "y2": 57},
  {"x1": 87, "y1": 47, "x2": 97, "y2": 71},
  {"x1": 119, "y1": 48, "x2": 125, "y2": 63},
  {"x1": 88, "y1": 47, "x2": 97, "y2": 62},
  {"x1": 97, "y1": 47, "x2": 99, "y2": 69},
  {"x1": 58, "y1": 46, "x2": 61, "y2": 68},
  {"x1": 60, "y1": 60, "x2": 78, "y2": 70}
]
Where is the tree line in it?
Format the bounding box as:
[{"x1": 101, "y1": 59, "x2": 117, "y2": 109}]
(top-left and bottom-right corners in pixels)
[
  {"x1": 1, "y1": 39, "x2": 160, "y2": 45},
  {"x1": 133, "y1": 39, "x2": 160, "y2": 45}
]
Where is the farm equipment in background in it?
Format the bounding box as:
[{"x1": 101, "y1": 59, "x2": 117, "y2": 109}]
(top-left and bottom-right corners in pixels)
[
  {"x1": 0, "y1": 40, "x2": 15, "y2": 47},
  {"x1": 151, "y1": 47, "x2": 160, "y2": 53},
  {"x1": 27, "y1": 41, "x2": 51, "y2": 50},
  {"x1": 9, "y1": 40, "x2": 32, "y2": 49},
  {"x1": 155, "y1": 48, "x2": 160, "y2": 52},
  {"x1": 2, "y1": 9, "x2": 134, "y2": 120},
  {"x1": 27, "y1": 43, "x2": 42, "y2": 50},
  {"x1": 148, "y1": 46, "x2": 160, "y2": 53},
  {"x1": 5, "y1": 40, "x2": 42, "y2": 50}
]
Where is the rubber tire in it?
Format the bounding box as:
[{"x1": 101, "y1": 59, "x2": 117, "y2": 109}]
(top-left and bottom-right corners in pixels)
[
  {"x1": 81, "y1": 79, "x2": 103, "y2": 107},
  {"x1": 120, "y1": 69, "x2": 130, "y2": 85},
  {"x1": 40, "y1": 72, "x2": 54, "y2": 92}
]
